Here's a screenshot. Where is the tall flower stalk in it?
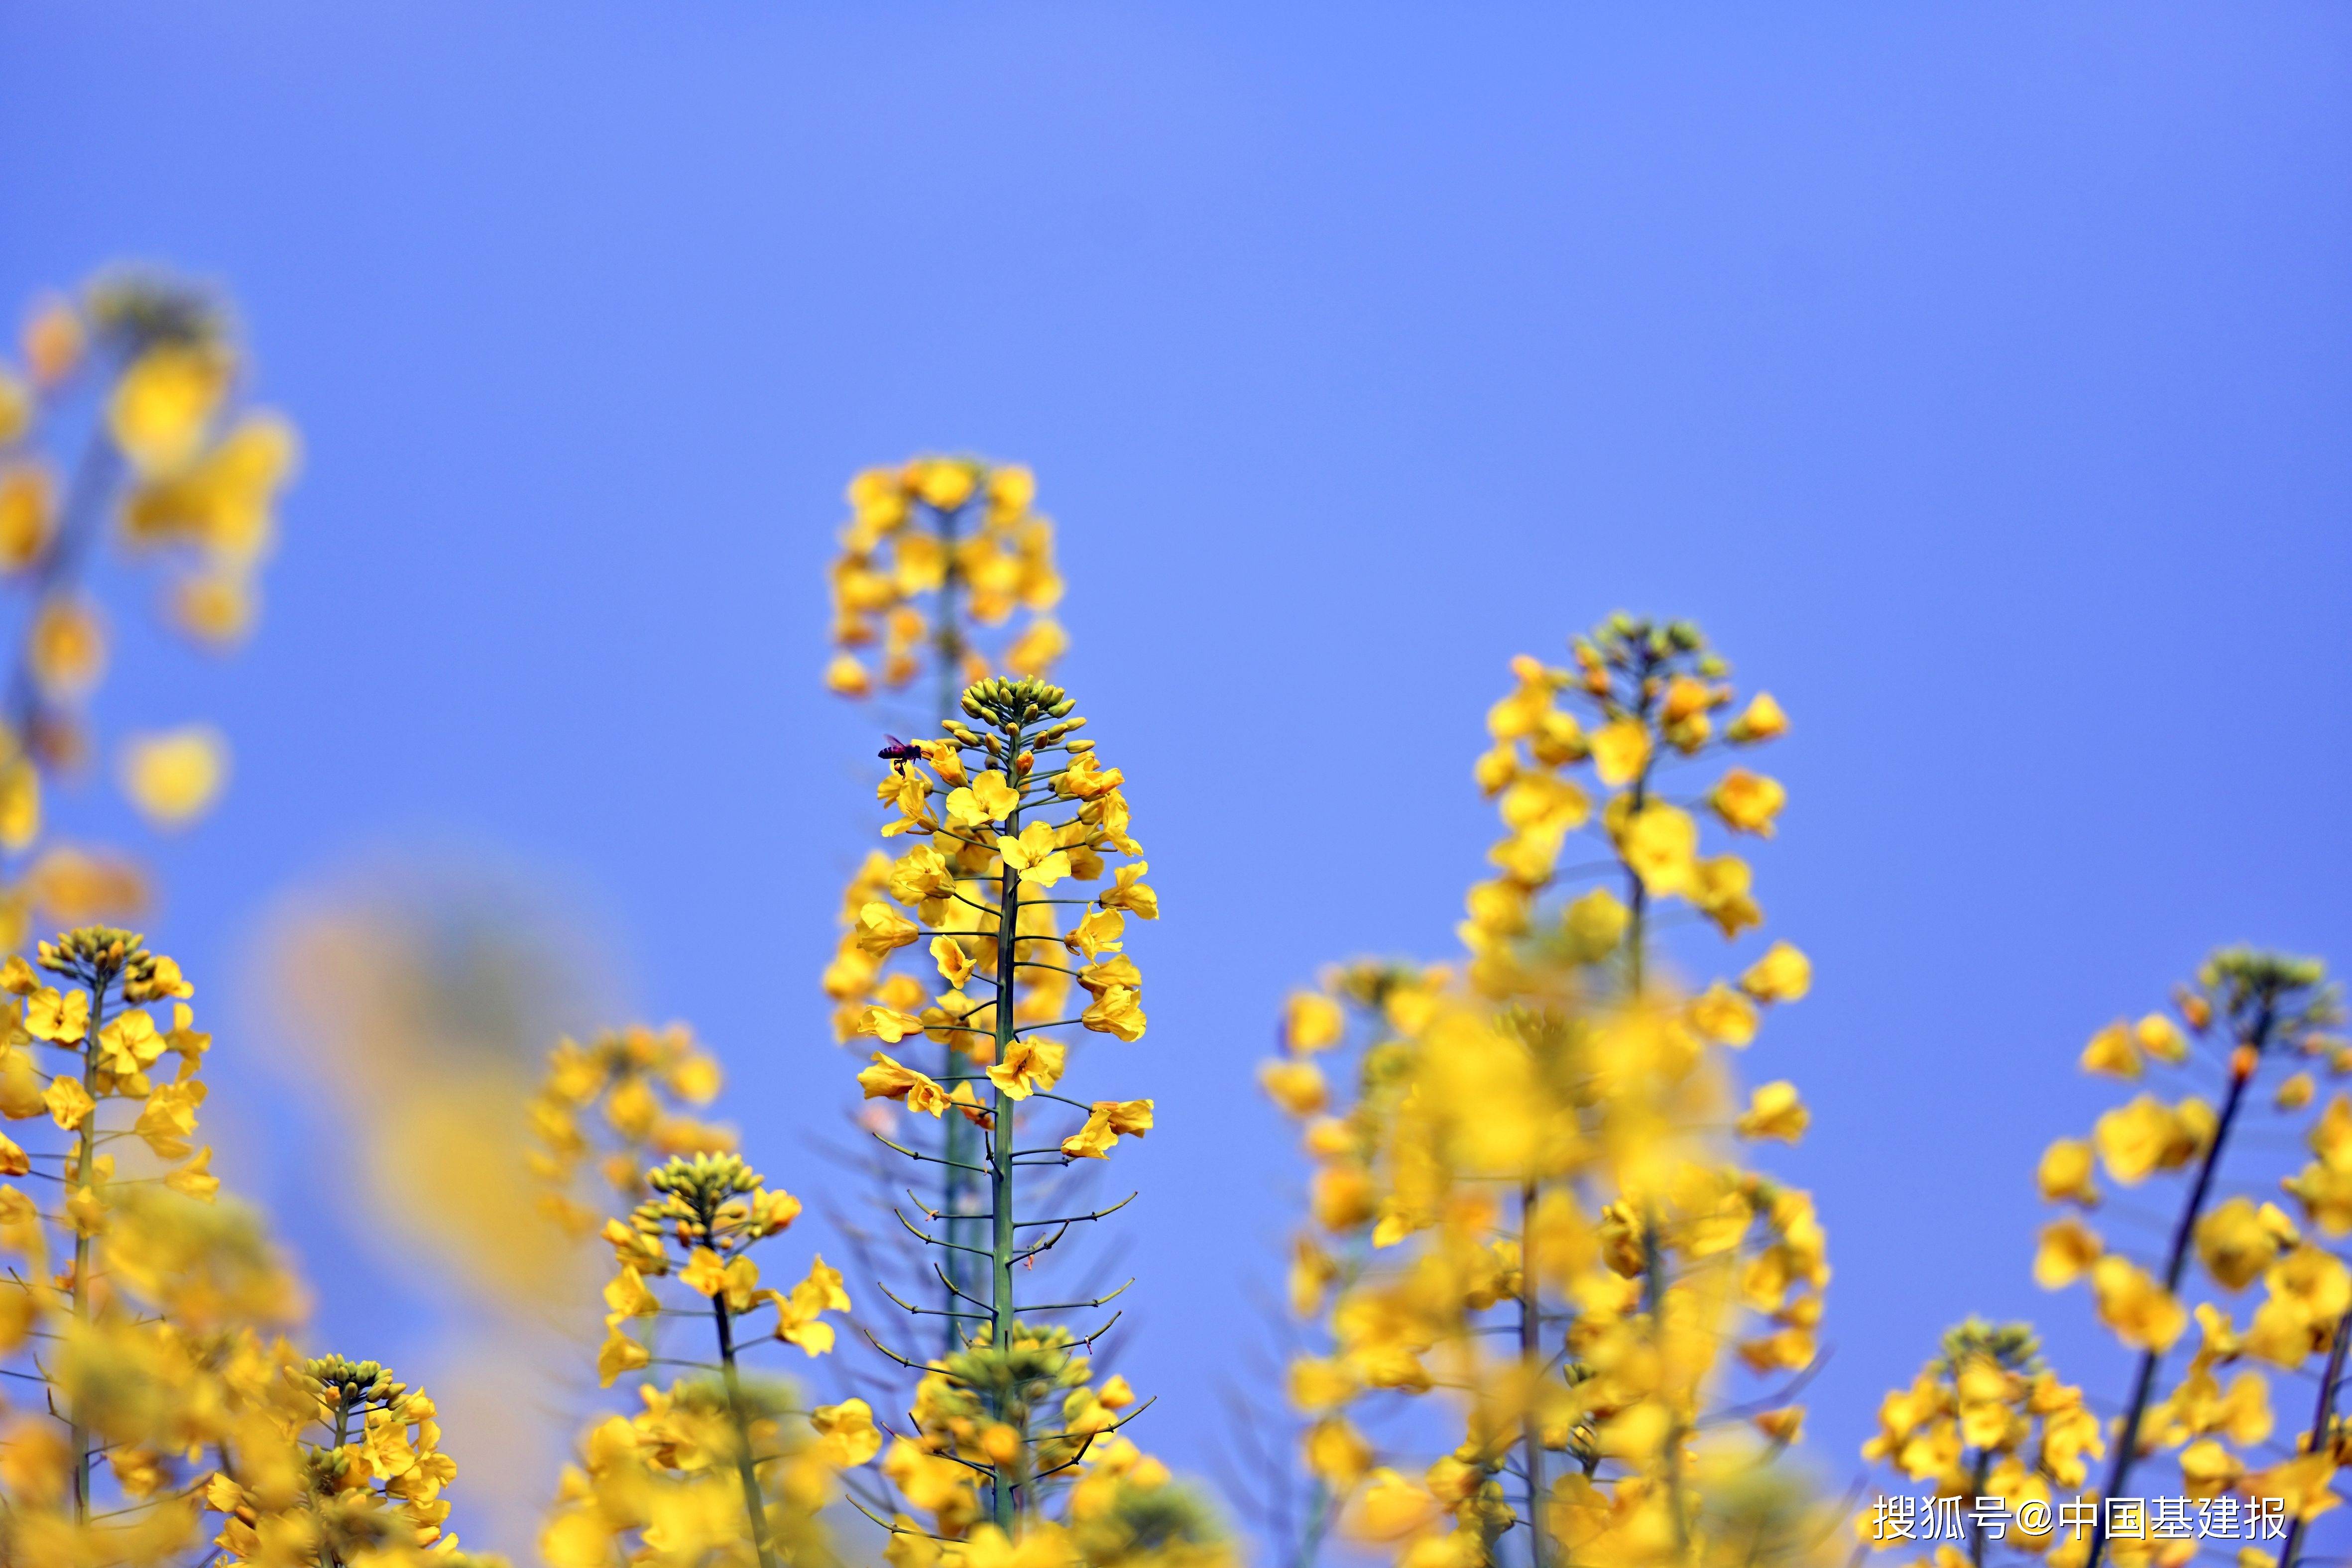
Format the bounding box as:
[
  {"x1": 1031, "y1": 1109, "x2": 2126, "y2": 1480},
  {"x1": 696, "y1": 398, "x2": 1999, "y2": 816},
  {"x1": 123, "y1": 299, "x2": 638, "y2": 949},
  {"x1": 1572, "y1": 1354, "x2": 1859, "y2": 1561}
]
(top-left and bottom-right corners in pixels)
[
  {"x1": 1860, "y1": 950, "x2": 2350, "y2": 1568},
  {"x1": 823, "y1": 457, "x2": 1066, "y2": 1343},
  {"x1": 0, "y1": 926, "x2": 487, "y2": 1567},
  {"x1": 0, "y1": 273, "x2": 293, "y2": 934},
  {"x1": 846, "y1": 675, "x2": 1200, "y2": 1560},
  {"x1": 0, "y1": 272, "x2": 496, "y2": 1568},
  {"x1": 1257, "y1": 616, "x2": 1829, "y2": 1568},
  {"x1": 2049, "y1": 952, "x2": 2340, "y2": 1568},
  {"x1": 556, "y1": 1149, "x2": 856, "y2": 1568}
]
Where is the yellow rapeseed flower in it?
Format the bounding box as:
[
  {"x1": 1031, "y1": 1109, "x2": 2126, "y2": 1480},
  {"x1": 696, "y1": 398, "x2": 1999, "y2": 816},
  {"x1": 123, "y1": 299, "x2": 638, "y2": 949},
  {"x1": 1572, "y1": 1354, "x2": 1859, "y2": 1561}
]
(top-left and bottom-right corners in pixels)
[
  {"x1": 119, "y1": 726, "x2": 230, "y2": 828},
  {"x1": 1740, "y1": 941, "x2": 1812, "y2": 1003}
]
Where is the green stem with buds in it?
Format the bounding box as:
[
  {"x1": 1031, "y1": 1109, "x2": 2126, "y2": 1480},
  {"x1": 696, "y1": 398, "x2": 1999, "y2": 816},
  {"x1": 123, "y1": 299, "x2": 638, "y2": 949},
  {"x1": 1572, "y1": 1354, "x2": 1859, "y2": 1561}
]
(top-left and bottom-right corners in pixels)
[
  {"x1": 1620, "y1": 674, "x2": 1682, "y2": 1556},
  {"x1": 988, "y1": 720, "x2": 1026, "y2": 1533},
  {"x1": 67, "y1": 967, "x2": 108, "y2": 1525}
]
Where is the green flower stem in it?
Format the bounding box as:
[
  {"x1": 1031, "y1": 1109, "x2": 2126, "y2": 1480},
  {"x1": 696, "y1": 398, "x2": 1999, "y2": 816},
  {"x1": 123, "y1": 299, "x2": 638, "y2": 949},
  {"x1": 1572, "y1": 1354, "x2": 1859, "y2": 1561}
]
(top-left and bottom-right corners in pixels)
[
  {"x1": 988, "y1": 718, "x2": 1027, "y2": 1533},
  {"x1": 323, "y1": 1393, "x2": 356, "y2": 1568},
  {"x1": 67, "y1": 967, "x2": 108, "y2": 1526},
  {"x1": 1639, "y1": 1206, "x2": 1688, "y2": 1559},
  {"x1": 713, "y1": 1283, "x2": 780, "y2": 1568},
  {"x1": 1622, "y1": 647, "x2": 1658, "y2": 1001},
  {"x1": 1289, "y1": 1482, "x2": 1334, "y2": 1568},
  {"x1": 1620, "y1": 690, "x2": 1678, "y2": 1556}
]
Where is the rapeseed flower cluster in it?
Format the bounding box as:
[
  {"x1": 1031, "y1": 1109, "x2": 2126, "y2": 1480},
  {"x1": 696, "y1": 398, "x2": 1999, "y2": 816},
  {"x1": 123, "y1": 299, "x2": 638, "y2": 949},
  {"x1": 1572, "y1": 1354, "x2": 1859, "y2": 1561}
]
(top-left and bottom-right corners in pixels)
[
  {"x1": 823, "y1": 457, "x2": 1063, "y2": 703},
  {"x1": 35, "y1": 253, "x2": 2352, "y2": 1568},
  {"x1": 1257, "y1": 616, "x2": 1832, "y2": 1568},
  {"x1": 207, "y1": 1354, "x2": 472, "y2": 1565},
  {"x1": 823, "y1": 457, "x2": 1069, "y2": 1337},
  {"x1": 550, "y1": 1150, "x2": 855, "y2": 1568},
  {"x1": 532, "y1": 1024, "x2": 737, "y2": 1236},
  {"x1": 1865, "y1": 950, "x2": 2349, "y2": 1568},
  {"x1": 1859, "y1": 1321, "x2": 2106, "y2": 1563},
  {"x1": 0, "y1": 274, "x2": 294, "y2": 902},
  {"x1": 0, "y1": 930, "x2": 490, "y2": 1568},
  {"x1": 0, "y1": 276, "x2": 475, "y2": 1568},
  {"x1": 836, "y1": 674, "x2": 1191, "y2": 1557}
]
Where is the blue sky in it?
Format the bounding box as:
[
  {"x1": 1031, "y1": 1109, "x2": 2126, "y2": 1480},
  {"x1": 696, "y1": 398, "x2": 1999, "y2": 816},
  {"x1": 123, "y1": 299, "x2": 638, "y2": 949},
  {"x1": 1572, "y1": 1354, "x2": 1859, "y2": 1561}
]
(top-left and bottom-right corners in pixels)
[{"x1": 5, "y1": 0, "x2": 2352, "y2": 1555}]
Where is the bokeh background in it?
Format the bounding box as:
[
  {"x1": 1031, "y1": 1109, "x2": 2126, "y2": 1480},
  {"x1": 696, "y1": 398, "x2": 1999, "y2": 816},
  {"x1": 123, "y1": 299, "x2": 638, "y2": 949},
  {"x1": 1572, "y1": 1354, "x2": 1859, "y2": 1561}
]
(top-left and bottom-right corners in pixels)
[{"x1": 5, "y1": 0, "x2": 2351, "y2": 1554}]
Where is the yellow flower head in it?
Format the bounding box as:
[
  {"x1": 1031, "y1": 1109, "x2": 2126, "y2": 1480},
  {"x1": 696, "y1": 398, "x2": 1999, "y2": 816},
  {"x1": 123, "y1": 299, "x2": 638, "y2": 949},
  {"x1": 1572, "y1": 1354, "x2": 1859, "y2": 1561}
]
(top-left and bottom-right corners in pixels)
[
  {"x1": 119, "y1": 727, "x2": 230, "y2": 829},
  {"x1": 825, "y1": 456, "x2": 1063, "y2": 699}
]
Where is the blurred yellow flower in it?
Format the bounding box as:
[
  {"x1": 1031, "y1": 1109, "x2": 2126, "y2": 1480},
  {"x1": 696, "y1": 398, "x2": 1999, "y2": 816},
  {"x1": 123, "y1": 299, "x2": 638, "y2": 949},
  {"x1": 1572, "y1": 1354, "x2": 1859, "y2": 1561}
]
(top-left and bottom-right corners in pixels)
[
  {"x1": 1710, "y1": 769, "x2": 1786, "y2": 835},
  {"x1": 1736, "y1": 1080, "x2": 1809, "y2": 1143},
  {"x1": 2038, "y1": 1136, "x2": 2099, "y2": 1206},
  {"x1": 108, "y1": 343, "x2": 229, "y2": 472},
  {"x1": 1620, "y1": 802, "x2": 1697, "y2": 896},
  {"x1": 1728, "y1": 691, "x2": 1789, "y2": 742},
  {"x1": 119, "y1": 726, "x2": 230, "y2": 828},
  {"x1": 1741, "y1": 941, "x2": 1812, "y2": 1003},
  {"x1": 824, "y1": 652, "x2": 871, "y2": 696},
  {"x1": 1260, "y1": 1058, "x2": 1329, "y2": 1118},
  {"x1": 2092, "y1": 1255, "x2": 2187, "y2": 1350},
  {"x1": 0, "y1": 466, "x2": 50, "y2": 570},
  {"x1": 28, "y1": 596, "x2": 103, "y2": 699},
  {"x1": 1285, "y1": 992, "x2": 1344, "y2": 1052},
  {"x1": 1589, "y1": 717, "x2": 1652, "y2": 787},
  {"x1": 2034, "y1": 1216, "x2": 2103, "y2": 1288}
]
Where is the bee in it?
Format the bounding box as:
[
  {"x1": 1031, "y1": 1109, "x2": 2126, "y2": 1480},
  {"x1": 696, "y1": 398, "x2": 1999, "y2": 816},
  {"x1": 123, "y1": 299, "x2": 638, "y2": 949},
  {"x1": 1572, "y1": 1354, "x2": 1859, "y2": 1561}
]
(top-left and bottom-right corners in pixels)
[{"x1": 878, "y1": 735, "x2": 925, "y2": 773}]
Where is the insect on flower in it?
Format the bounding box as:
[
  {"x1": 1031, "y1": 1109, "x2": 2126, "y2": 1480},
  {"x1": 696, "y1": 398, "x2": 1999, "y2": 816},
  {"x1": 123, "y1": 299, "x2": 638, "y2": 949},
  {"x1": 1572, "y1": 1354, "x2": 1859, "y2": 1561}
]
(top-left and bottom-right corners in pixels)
[{"x1": 878, "y1": 734, "x2": 924, "y2": 772}]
